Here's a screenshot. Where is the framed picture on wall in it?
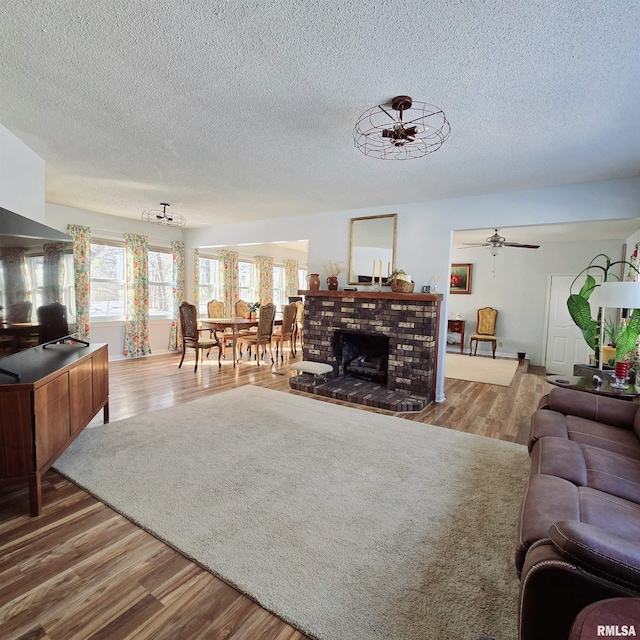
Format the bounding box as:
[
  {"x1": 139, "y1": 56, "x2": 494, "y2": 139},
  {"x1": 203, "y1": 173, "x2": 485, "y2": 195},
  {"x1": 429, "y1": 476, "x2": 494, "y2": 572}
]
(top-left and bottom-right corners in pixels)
[{"x1": 450, "y1": 263, "x2": 473, "y2": 294}]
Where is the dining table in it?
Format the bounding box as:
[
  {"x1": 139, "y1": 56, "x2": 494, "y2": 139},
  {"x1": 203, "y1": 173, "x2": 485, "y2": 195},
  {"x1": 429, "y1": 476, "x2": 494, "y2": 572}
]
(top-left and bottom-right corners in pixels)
[{"x1": 200, "y1": 317, "x2": 281, "y2": 367}]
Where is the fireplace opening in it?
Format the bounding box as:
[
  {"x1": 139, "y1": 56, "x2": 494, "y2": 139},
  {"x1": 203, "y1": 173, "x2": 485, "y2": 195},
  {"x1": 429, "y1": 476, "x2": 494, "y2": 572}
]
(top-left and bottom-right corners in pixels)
[{"x1": 333, "y1": 331, "x2": 389, "y2": 385}]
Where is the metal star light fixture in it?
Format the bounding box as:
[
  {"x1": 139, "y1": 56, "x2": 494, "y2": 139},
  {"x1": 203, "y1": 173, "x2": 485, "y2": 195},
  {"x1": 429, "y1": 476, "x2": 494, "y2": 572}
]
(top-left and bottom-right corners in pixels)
[
  {"x1": 141, "y1": 202, "x2": 186, "y2": 227},
  {"x1": 353, "y1": 95, "x2": 451, "y2": 160}
]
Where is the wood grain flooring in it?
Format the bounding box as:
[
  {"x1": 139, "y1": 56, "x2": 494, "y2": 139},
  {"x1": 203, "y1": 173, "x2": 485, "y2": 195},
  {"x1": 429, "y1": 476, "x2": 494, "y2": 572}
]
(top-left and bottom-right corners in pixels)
[{"x1": 0, "y1": 346, "x2": 551, "y2": 640}]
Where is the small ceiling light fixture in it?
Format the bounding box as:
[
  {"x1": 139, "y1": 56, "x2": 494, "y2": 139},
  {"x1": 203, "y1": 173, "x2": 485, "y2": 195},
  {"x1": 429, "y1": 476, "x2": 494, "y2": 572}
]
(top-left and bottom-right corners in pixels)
[
  {"x1": 141, "y1": 202, "x2": 186, "y2": 227},
  {"x1": 353, "y1": 95, "x2": 451, "y2": 160}
]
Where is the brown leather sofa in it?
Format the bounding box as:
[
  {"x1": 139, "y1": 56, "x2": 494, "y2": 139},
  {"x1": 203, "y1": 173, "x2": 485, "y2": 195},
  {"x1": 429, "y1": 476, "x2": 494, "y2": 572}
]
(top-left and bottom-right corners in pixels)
[{"x1": 517, "y1": 387, "x2": 640, "y2": 640}]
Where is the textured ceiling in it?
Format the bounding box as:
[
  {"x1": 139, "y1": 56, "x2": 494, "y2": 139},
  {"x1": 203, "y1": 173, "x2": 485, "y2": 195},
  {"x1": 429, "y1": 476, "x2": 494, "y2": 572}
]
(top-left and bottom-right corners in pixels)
[{"x1": 1, "y1": 0, "x2": 639, "y2": 228}]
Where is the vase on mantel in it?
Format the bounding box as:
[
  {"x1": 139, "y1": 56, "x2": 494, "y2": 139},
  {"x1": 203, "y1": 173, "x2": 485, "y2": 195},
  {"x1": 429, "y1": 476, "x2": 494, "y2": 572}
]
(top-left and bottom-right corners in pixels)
[
  {"x1": 307, "y1": 273, "x2": 320, "y2": 291},
  {"x1": 327, "y1": 276, "x2": 338, "y2": 291}
]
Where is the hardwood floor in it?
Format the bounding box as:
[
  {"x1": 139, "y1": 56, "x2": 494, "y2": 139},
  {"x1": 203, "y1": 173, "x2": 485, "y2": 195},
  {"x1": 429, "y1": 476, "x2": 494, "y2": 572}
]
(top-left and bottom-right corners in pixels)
[{"x1": 0, "y1": 346, "x2": 551, "y2": 640}]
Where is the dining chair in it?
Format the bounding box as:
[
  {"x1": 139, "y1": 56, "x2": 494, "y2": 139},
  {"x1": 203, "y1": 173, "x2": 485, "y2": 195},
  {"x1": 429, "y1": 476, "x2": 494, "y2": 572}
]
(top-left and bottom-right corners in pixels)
[
  {"x1": 178, "y1": 301, "x2": 222, "y2": 372},
  {"x1": 236, "y1": 302, "x2": 276, "y2": 365},
  {"x1": 37, "y1": 302, "x2": 69, "y2": 344},
  {"x1": 469, "y1": 307, "x2": 498, "y2": 358},
  {"x1": 207, "y1": 299, "x2": 233, "y2": 357},
  {"x1": 8, "y1": 301, "x2": 32, "y2": 323},
  {"x1": 272, "y1": 302, "x2": 298, "y2": 361}
]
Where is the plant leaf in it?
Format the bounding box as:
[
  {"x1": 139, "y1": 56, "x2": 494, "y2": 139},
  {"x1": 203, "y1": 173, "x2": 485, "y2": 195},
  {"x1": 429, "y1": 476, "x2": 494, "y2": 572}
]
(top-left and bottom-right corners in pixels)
[
  {"x1": 578, "y1": 275, "x2": 597, "y2": 300},
  {"x1": 567, "y1": 294, "x2": 597, "y2": 350},
  {"x1": 616, "y1": 312, "x2": 640, "y2": 360}
]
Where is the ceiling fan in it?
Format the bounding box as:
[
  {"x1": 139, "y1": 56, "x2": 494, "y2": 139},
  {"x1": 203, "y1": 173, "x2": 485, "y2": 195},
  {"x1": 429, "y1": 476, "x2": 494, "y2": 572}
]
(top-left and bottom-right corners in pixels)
[{"x1": 462, "y1": 229, "x2": 540, "y2": 253}]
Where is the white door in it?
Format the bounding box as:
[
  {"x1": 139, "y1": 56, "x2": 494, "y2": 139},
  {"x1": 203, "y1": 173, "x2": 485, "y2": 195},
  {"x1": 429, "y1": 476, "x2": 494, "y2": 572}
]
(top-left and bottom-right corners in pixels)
[{"x1": 544, "y1": 274, "x2": 602, "y2": 375}]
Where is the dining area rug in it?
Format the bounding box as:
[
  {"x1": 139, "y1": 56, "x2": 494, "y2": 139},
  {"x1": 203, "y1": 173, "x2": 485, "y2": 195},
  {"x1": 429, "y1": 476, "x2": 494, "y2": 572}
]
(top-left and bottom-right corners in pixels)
[
  {"x1": 445, "y1": 352, "x2": 520, "y2": 386},
  {"x1": 54, "y1": 385, "x2": 529, "y2": 640}
]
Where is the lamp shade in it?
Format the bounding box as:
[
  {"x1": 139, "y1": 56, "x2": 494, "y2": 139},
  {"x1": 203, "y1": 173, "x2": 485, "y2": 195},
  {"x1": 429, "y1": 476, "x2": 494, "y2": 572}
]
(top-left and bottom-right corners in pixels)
[{"x1": 599, "y1": 281, "x2": 640, "y2": 309}]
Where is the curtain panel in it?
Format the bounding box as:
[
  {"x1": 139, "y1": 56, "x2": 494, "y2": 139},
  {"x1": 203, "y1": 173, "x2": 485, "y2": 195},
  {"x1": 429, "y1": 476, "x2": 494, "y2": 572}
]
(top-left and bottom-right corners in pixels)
[
  {"x1": 255, "y1": 255, "x2": 273, "y2": 304},
  {"x1": 123, "y1": 233, "x2": 151, "y2": 357},
  {"x1": 0, "y1": 247, "x2": 30, "y2": 318},
  {"x1": 284, "y1": 258, "x2": 299, "y2": 300},
  {"x1": 192, "y1": 248, "x2": 200, "y2": 313},
  {"x1": 218, "y1": 249, "x2": 239, "y2": 317},
  {"x1": 43, "y1": 242, "x2": 67, "y2": 304},
  {"x1": 169, "y1": 241, "x2": 185, "y2": 350},
  {"x1": 67, "y1": 224, "x2": 91, "y2": 340}
]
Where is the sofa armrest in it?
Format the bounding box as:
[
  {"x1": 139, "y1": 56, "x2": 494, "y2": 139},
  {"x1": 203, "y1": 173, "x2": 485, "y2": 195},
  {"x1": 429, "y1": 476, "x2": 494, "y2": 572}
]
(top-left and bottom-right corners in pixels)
[
  {"x1": 519, "y1": 541, "x2": 637, "y2": 640},
  {"x1": 549, "y1": 520, "x2": 640, "y2": 589},
  {"x1": 546, "y1": 387, "x2": 638, "y2": 430}
]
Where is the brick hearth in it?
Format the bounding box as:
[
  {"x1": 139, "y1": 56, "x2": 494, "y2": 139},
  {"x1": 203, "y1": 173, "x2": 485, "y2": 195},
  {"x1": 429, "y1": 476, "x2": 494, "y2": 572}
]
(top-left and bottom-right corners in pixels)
[{"x1": 292, "y1": 290, "x2": 442, "y2": 410}]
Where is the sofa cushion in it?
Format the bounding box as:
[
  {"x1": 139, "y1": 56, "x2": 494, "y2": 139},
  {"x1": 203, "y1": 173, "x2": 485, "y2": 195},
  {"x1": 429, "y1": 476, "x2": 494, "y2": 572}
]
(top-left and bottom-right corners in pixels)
[
  {"x1": 516, "y1": 473, "x2": 640, "y2": 573},
  {"x1": 530, "y1": 437, "x2": 587, "y2": 485},
  {"x1": 531, "y1": 437, "x2": 640, "y2": 505},
  {"x1": 546, "y1": 387, "x2": 638, "y2": 429},
  {"x1": 566, "y1": 416, "x2": 640, "y2": 460},
  {"x1": 529, "y1": 410, "x2": 640, "y2": 459}
]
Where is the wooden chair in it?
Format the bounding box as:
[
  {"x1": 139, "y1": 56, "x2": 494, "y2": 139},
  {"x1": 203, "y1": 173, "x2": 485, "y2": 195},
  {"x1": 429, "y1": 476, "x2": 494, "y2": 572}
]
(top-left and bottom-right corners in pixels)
[
  {"x1": 8, "y1": 301, "x2": 32, "y2": 323},
  {"x1": 37, "y1": 302, "x2": 69, "y2": 344},
  {"x1": 207, "y1": 299, "x2": 233, "y2": 357},
  {"x1": 272, "y1": 302, "x2": 298, "y2": 361},
  {"x1": 178, "y1": 302, "x2": 222, "y2": 372},
  {"x1": 293, "y1": 300, "x2": 304, "y2": 352},
  {"x1": 237, "y1": 302, "x2": 276, "y2": 365},
  {"x1": 469, "y1": 307, "x2": 498, "y2": 358}
]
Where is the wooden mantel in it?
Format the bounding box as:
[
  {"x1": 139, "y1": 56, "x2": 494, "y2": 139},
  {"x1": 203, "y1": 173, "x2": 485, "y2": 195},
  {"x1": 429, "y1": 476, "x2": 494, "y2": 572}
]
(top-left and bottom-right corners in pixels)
[{"x1": 298, "y1": 289, "x2": 443, "y2": 301}]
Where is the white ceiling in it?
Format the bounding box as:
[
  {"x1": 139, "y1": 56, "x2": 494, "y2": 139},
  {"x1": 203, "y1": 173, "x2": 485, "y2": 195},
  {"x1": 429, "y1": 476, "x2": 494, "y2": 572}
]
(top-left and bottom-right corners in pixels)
[{"x1": 1, "y1": 1, "x2": 639, "y2": 228}]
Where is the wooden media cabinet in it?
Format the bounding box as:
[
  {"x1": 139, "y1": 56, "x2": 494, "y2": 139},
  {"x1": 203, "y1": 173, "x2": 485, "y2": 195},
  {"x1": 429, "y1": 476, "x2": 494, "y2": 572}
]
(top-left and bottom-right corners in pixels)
[{"x1": 0, "y1": 342, "x2": 109, "y2": 515}]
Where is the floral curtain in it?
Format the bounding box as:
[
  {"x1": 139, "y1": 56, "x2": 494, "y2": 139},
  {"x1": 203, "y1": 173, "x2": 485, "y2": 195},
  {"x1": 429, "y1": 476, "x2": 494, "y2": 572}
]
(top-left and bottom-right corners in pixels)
[
  {"x1": 123, "y1": 233, "x2": 151, "y2": 357},
  {"x1": 43, "y1": 242, "x2": 67, "y2": 303},
  {"x1": 67, "y1": 224, "x2": 91, "y2": 340},
  {"x1": 219, "y1": 249, "x2": 239, "y2": 316},
  {"x1": 192, "y1": 248, "x2": 200, "y2": 314},
  {"x1": 255, "y1": 255, "x2": 273, "y2": 304},
  {"x1": 627, "y1": 244, "x2": 640, "y2": 282},
  {"x1": 0, "y1": 247, "x2": 30, "y2": 317},
  {"x1": 284, "y1": 258, "x2": 299, "y2": 300},
  {"x1": 169, "y1": 241, "x2": 185, "y2": 350}
]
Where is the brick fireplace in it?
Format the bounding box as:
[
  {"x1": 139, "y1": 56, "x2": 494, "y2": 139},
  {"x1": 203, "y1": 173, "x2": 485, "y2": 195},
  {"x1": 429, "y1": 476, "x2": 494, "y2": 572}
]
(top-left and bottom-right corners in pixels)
[{"x1": 290, "y1": 290, "x2": 442, "y2": 411}]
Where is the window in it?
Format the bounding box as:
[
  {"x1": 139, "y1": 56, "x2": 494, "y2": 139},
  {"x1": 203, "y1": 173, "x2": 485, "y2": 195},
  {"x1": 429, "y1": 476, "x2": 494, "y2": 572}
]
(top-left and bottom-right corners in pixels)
[
  {"x1": 24, "y1": 252, "x2": 76, "y2": 321},
  {"x1": 148, "y1": 249, "x2": 173, "y2": 317},
  {"x1": 238, "y1": 260, "x2": 257, "y2": 303},
  {"x1": 273, "y1": 265, "x2": 285, "y2": 310},
  {"x1": 298, "y1": 267, "x2": 308, "y2": 291},
  {"x1": 198, "y1": 255, "x2": 220, "y2": 315},
  {"x1": 90, "y1": 243, "x2": 125, "y2": 319}
]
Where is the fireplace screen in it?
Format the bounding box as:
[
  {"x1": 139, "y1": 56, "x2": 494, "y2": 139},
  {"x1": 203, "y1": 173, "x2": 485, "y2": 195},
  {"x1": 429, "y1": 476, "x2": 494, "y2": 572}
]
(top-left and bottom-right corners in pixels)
[{"x1": 333, "y1": 331, "x2": 389, "y2": 385}]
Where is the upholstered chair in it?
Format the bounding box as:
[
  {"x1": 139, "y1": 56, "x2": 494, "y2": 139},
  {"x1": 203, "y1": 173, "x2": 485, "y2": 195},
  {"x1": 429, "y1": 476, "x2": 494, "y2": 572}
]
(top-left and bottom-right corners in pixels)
[
  {"x1": 236, "y1": 302, "x2": 276, "y2": 365},
  {"x1": 178, "y1": 301, "x2": 222, "y2": 372},
  {"x1": 272, "y1": 302, "x2": 298, "y2": 361},
  {"x1": 469, "y1": 307, "x2": 498, "y2": 358}
]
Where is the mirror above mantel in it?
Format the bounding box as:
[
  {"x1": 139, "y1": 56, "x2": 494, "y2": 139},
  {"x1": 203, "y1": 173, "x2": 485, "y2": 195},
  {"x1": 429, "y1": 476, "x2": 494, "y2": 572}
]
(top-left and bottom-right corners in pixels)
[{"x1": 348, "y1": 214, "x2": 397, "y2": 285}]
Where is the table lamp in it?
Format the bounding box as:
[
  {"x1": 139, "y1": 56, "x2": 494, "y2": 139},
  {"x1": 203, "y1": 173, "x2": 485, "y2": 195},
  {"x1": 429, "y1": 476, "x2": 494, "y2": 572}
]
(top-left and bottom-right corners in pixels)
[{"x1": 597, "y1": 281, "x2": 640, "y2": 375}]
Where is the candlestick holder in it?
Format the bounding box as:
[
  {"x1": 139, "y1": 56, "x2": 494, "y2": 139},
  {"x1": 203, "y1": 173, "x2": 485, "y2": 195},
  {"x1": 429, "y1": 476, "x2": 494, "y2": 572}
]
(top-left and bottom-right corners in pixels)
[{"x1": 612, "y1": 361, "x2": 630, "y2": 389}]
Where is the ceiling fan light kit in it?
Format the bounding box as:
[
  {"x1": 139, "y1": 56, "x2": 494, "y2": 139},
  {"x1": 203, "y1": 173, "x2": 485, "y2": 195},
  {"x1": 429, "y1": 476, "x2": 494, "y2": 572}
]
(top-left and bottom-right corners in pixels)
[
  {"x1": 353, "y1": 95, "x2": 451, "y2": 160},
  {"x1": 141, "y1": 202, "x2": 186, "y2": 227}
]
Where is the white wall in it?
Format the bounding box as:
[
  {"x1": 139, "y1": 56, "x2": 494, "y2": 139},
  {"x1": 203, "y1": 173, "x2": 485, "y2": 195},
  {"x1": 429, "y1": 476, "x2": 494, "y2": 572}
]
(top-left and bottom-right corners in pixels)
[
  {"x1": 0, "y1": 124, "x2": 45, "y2": 222},
  {"x1": 449, "y1": 238, "x2": 625, "y2": 363},
  {"x1": 185, "y1": 177, "x2": 640, "y2": 401}
]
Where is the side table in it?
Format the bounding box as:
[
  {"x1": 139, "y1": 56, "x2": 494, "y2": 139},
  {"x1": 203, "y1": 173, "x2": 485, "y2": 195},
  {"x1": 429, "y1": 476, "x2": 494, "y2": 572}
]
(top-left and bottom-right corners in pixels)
[
  {"x1": 448, "y1": 319, "x2": 465, "y2": 354},
  {"x1": 545, "y1": 374, "x2": 640, "y2": 401}
]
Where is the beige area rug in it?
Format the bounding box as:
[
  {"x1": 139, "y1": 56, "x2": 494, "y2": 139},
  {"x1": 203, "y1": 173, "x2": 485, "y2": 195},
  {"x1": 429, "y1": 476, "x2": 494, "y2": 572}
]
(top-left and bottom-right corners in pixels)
[
  {"x1": 446, "y1": 352, "x2": 520, "y2": 386},
  {"x1": 54, "y1": 385, "x2": 529, "y2": 640}
]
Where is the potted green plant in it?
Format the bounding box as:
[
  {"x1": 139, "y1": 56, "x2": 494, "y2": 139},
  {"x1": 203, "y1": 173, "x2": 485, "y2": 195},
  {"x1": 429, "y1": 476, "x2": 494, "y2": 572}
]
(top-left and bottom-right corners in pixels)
[
  {"x1": 567, "y1": 254, "x2": 640, "y2": 368},
  {"x1": 248, "y1": 301, "x2": 261, "y2": 318}
]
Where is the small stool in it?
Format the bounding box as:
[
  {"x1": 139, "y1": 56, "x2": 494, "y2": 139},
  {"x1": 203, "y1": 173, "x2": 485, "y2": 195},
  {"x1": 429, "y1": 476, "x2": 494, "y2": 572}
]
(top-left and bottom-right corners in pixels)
[{"x1": 290, "y1": 361, "x2": 333, "y2": 385}]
